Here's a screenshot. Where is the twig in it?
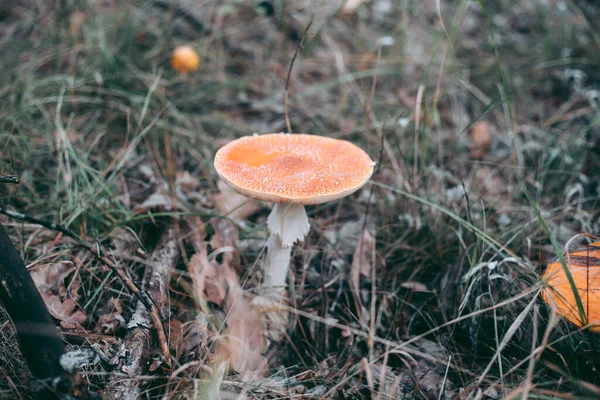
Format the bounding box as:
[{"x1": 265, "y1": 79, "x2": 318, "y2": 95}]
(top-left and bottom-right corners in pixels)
[
  {"x1": 0, "y1": 205, "x2": 171, "y2": 364},
  {"x1": 284, "y1": 20, "x2": 313, "y2": 134},
  {"x1": 363, "y1": 128, "x2": 385, "y2": 352}
]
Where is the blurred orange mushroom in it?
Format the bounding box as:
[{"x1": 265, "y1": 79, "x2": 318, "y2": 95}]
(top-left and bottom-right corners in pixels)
[
  {"x1": 171, "y1": 45, "x2": 200, "y2": 73},
  {"x1": 541, "y1": 242, "x2": 600, "y2": 333}
]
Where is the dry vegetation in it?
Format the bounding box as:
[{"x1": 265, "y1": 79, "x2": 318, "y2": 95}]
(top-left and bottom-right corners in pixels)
[{"x1": 1, "y1": 0, "x2": 600, "y2": 398}]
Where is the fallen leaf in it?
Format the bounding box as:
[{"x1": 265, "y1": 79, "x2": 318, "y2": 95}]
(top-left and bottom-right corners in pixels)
[
  {"x1": 94, "y1": 298, "x2": 126, "y2": 334},
  {"x1": 350, "y1": 228, "x2": 375, "y2": 325},
  {"x1": 109, "y1": 227, "x2": 139, "y2": 254},
  {"x1": 31, "y1": 262, "x2": 75, "y2": 293},
  {"x1": 32, "y1": 262, "x2": 86, "y2": 329},
  {"x1": 216, "y1": 298, "x2": 267, "y2": 380},
  {"x1": 353, "y1": 229, "x2": 375, "y2": 278},
  {"x1": 135, "y1": 169, "x2": 202, "y2": 211},
  {"x1": 137, "y1": 190, "x2": 183, "y2": 211},
  {"x1": 177, "y1": 171, "x2": 201, "y2": 195},
  {"x1": 209, "y1": 217, "x2": 238, "y2": 267},
  {"x1": 189, "y1": 253, "x2": 234, "y2": 307},
  {"x1": 171, "y1": 316, "x2": 209, "y2": 361},
  {"x1": 40, "y1": 291, "x2": 86, "y2": 329},
  {"x1": 212, "y1": 180, "x2": 260, "y2": 220},
  {"x1": 252, "y1": 294, "x2": 289, "y2": 343},
  {"x1": 188, "y1": 217, "x2": 267, "y2": 380}
]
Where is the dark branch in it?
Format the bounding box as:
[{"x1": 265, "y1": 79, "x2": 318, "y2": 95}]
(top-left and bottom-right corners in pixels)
[
  {"x1": 0, "y1": 205, "x2": 171, "y2": 364},
  {"x1": 0, "y1": 224, "x2": 69, "y2": 393}
]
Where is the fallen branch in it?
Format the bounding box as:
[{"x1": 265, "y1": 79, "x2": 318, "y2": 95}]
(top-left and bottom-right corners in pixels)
[
  {"x1": 105, "y1": 302, "x2": 153, "y2": 400},
  {"x1": 0, "y1": 205, "x2": 171, "y2": 364},
  {"x1": 106, "y1": 228, "x2": 179, "y2": 399},
  {"x1": 144, "y1": 228, "x2": 179, "y2": 313}
]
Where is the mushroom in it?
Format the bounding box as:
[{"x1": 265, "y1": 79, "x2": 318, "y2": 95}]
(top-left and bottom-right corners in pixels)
[
  {"x1": 214, "y1": 133, "x2": 374, "y2": 297},
  {"x1": 541, "y1": 241, "x2": 600, "y2": 333},
  {"x1": 171, "y1": 45, "x2": 200, "y2": 73}
]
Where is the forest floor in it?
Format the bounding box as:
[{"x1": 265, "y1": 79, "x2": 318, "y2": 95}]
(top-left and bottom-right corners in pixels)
[{"x1": 1, "y1": 0, "x2": 600, "y2": 399}]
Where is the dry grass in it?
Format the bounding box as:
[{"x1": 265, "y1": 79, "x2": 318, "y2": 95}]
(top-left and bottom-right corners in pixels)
[{"x1": 1, "y1": 0, "x2": 600, "y2": 398}]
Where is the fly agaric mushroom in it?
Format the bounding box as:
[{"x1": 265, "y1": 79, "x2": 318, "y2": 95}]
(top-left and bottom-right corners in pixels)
[
  {"x1": 171, "y1": 45, "x2": 200, "y2": 73},
  {"x1": 214, "y1": 133, "x2": 374, "y2": 296},
  {"x1": 541, "y1": 242, "x2": 600, "y2": 333}
]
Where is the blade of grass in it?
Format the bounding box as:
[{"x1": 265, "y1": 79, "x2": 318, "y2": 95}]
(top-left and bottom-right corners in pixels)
[
  {"x1": 522, "y1": 183, "x2": 587, "y2": 326},
  {"x1": 371, "y1": 180, "x2": 521, "y2": 261}
]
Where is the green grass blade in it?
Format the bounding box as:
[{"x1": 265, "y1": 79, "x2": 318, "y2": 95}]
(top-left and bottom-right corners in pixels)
[{"x1": 522, "y1": 184, "x2": 587, "y2": 326}]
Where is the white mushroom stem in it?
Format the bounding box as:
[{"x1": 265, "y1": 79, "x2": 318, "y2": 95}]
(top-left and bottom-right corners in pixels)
[{"x1": 262, "y1": 203, "x2": 310, "y2": 295}]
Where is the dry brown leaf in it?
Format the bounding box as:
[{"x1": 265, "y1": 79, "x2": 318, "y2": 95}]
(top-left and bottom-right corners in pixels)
[
  {"x1": 40, "y1": 291, "x2": 86, "y2": 329},
  {"x1": 252, "y1": 294, "x2": 289, "y2": 343},
  {"x1": 31, "y1": 262, "x2": 75, "y2": 293},
  {"x1": 177, "y1": 171, "x2": 201, "y2": 195},
  {"x1": 135, "y1": 169, "x2": 201, "y2": 211},
  {"x1": 94, "y1": 298, "x2": 125, "y2": 334},
  {"x1": 217, "y1": 298, "x2": 267, "y2": 379},
  {"x1": 171, "y1": 317, "x2": 209, "y2": 361},
  {"x1": 32, "y1": 262, "x2": 86, "y2": 329},
  {"x1": 189, "y1": 254, "x2": 229, "y2": 307},
  {"x1": 355, "y1": 229, "x2": 375, "y2": 278},
  {"x1": 137, "y1": 190, "x2": 183, "y2": 211},
  {"x1": 209, "y1": 217, "x2": 238, "y2": 267},
  {"x1": 66, "y1": 272, "x2": 83, "y2": 301},
  {"x1": 213, "y1": 180, "x2": 260, "y2": 220},
  {"x1": 351, "y1": 229, "x2": 375, "y2": 289},
  {"x1": 109, "y1": 227, "x2": 139, "y2": 254},
  {"x1": 350, "y1": 228, "x2": 375, "y2": 324},
  {"x1": 188, "y1": 217, "x2": 267, "y2": 380}
]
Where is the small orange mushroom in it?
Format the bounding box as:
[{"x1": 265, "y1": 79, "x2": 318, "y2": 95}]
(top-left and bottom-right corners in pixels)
[
  {"x1": 469, "y1": 120, "x2": 492, "y2": 159},
  {"x1": 171, "y1": 45, "x2": 200, "y2": 73},
  {"x1": 541, "y1": 242, "x2": 600, "y2": 333}
]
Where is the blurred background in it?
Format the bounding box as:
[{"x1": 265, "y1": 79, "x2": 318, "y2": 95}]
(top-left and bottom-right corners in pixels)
[{"x1": 1, "y1": 0, "x2": 600, "y2": 399}]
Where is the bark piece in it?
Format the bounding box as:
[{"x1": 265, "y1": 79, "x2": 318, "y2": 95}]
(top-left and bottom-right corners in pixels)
[
  {"x1": 145, "y1": 228, "x2": 179, "y2": 313},
  {"x1": 105, "y1": 302, "x2": 152, "y2": 400},
  {"x1": 106, "y1": 229, "x2": 179, "y2": 399}
]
